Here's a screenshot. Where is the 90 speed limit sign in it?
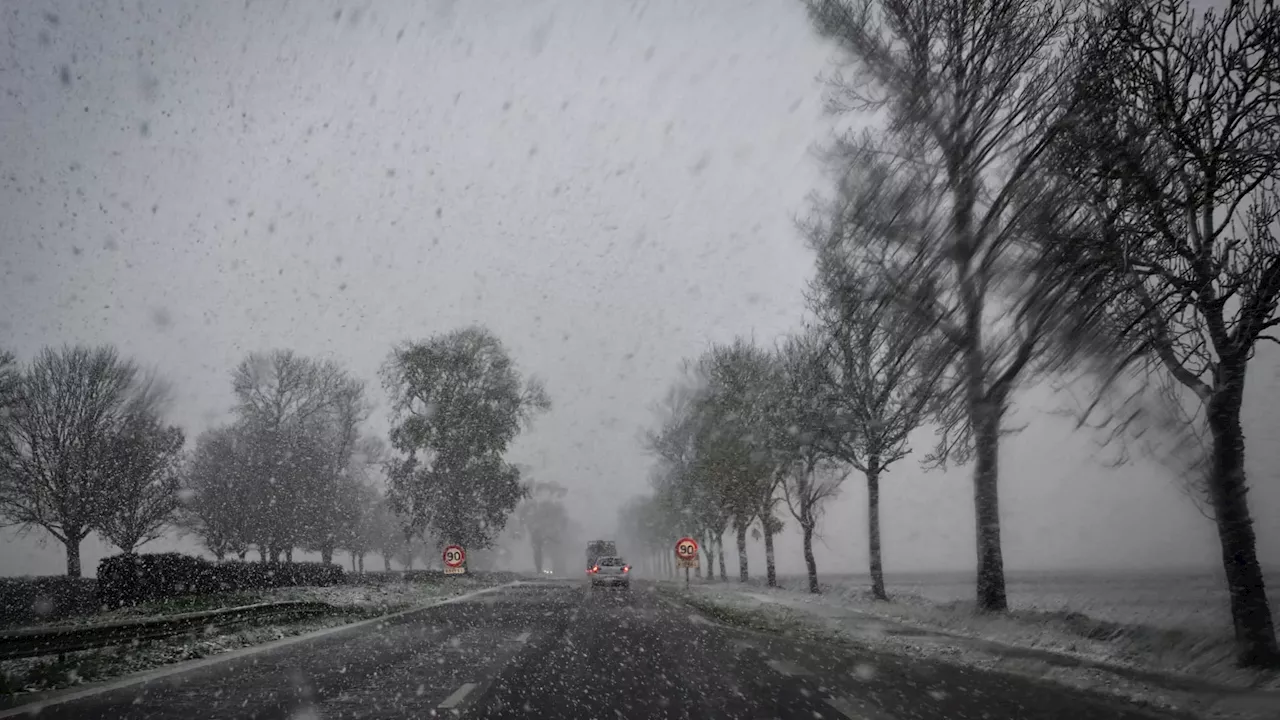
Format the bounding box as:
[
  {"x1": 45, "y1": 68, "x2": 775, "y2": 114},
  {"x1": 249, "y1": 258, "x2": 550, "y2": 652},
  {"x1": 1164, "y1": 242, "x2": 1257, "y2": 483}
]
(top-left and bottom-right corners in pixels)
[
  {"x1": 443, "y1": 544, "x2": 466, "y2": 574},
  {"x1": 675, "y1": 537, "x2": 699, "y2": 568}
]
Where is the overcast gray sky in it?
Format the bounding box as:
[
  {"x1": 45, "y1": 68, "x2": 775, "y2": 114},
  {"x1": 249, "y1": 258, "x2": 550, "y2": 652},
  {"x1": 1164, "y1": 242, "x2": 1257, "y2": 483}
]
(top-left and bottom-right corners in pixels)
[{"x1": 2, "y1": 0, "x2": 1277, "y2": 579}]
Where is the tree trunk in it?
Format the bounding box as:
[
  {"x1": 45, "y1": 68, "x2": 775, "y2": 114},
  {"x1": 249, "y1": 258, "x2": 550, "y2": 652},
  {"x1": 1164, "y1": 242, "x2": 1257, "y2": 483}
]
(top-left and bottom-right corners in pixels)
[
  {"x1": 717, "y1": 538, "x2": 727, "y2": 581},
  {"x1": 763, "y1": 520, "x2": 777, "y2": 588},
  {"x1": 704, "y1": 534, "x2": 716, "y2": 580},
  {"x1": 358, "y1": 554, "x2": 365, "y2": 574},
  {"x1": 285, "y1": 548, "x2": 294, "y2": 563},
  {"x1": 64, "y1": 531, "x2": 82, "y2": 578},
  {"x1": 532, "y1": 539, "x2": 544, "y2": 573},
  {"x1": 802, "y1": 522, "x2": 818, "y2": 594},
  {"x1": 258, "y1": 546, "x2": 268, "y2": 562},
  {"x1": 321, "y1": 545, "x2": 334, "y2": 565},
  {"x1": 383, "y1": 554, "x2": 391, "y2": 572},
  {"x1": 867, "y1": 462, "x2": 887, "y2": 601},
  {"x1": 350, "y1": 554, "x2": 356, "y2": 571},
  {"x1": 237, "y1": 549, "x2": 247, "y2": 560},
  {"x1": 972, "y1": 401, "x2": 1007, "y2": 611},
  {"x1": 1206, "y1": 363, "x2": 1280, "y2": 667},
  {"x1": 735, "y1": 523, "x2": 749, "y2": 582}
]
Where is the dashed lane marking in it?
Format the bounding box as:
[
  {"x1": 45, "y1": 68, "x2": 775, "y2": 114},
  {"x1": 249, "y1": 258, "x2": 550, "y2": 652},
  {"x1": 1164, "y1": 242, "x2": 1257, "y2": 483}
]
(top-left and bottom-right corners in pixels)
[
  {"x1": 826, "y1": 695, "x2": 896, "y2": 720},
  {"x1": 438, "y1": 682, "x2": 477, "y2": 709},
  {"x1": 765, "y1": 659, "x2": 810, "y2": 677},
  {"x1": 825, "y1": 696, "x2": 859, "y2": 719}
]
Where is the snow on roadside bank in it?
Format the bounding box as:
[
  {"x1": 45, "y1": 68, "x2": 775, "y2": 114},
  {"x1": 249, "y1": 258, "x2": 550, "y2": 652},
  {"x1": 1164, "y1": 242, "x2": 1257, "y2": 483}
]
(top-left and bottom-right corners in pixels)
[
  {"x1": 675, "y1": 582, "x2": 1280, "y2": 720},
  {"x1": 1, "y1": 576, "x2": 508, "y2": 697}
]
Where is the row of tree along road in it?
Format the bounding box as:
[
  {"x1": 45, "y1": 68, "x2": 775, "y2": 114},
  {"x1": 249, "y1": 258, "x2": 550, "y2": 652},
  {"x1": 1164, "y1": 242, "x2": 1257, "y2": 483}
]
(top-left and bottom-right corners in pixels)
[
  {"x1": 0, "y1": 326, "x2": 559, "y2": 584},
  {"x1": 620, "y1": 0, "x2": 1280, "y2": 669}
]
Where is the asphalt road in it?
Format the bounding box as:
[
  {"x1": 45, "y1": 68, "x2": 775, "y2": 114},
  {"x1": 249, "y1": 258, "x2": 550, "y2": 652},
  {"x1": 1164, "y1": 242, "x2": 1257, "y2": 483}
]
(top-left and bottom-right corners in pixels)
[{"x1": 2, "y1": 579, "x2": 1182, "y2": 720}]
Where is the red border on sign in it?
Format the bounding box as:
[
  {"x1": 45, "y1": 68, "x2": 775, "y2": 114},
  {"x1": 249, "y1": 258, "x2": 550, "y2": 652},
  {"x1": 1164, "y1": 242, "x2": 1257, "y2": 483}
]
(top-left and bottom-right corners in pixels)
[
  {"x1": 675, "y1": 537, "x2": 699, "y2": 559},
  {"x1": 443, "y1": 544, "x2": 466, "y2": 568}
]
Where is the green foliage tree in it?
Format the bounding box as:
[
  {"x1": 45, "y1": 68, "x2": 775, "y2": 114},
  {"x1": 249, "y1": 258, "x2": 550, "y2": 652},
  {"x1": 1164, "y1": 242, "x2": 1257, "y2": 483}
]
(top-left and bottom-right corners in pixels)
[{"x1": 382, "y1": 326, "x2": 550, "y2": 550}]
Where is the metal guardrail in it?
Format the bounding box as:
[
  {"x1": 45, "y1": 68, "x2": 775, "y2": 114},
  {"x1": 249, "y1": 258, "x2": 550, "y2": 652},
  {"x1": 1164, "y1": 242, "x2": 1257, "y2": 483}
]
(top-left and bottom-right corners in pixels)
[{"x1": 0, "y1": 601, "x2": 336, "y2": 661}]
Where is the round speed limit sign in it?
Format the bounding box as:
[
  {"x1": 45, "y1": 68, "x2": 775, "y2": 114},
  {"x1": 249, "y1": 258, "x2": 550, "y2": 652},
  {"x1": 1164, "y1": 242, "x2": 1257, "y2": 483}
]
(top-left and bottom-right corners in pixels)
[
  {"x1": 675, "y1": 537, "x2": 699, "y2": 560},
  {"x1": 443, "y1": 544, "x2": 466, "y2": 568}
]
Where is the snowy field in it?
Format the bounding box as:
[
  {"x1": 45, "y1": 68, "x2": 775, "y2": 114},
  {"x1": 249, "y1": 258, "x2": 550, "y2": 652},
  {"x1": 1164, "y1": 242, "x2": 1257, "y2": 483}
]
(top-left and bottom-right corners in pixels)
[
  {"x1": 672, "y1": 571, "x2": 1280, "y2": 720},
  {"x1": 810, "y1": 569, "x2": 1237, "y2": 631}
]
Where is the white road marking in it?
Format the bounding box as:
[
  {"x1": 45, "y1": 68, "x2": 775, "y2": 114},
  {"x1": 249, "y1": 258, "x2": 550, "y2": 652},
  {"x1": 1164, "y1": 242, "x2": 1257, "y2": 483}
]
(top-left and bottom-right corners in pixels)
[
  {"x1": 514, "y1": 631, "x2": 531, "y2": 642},
  {"x1": 825, "y1": 696, "x2": 860, "y2": 719},
  {"x1": 765, "y1": 659, "x2": 810, "y2": 677},
  {"x1": 0, "y1": 581, "x2": 523, "y2": 719},
  {"x1": 437, "y1": 682, "x2": 477, "y2": 709},
  {"x1": 826, "y1": 695, "x2": 896, "y2": 720}
]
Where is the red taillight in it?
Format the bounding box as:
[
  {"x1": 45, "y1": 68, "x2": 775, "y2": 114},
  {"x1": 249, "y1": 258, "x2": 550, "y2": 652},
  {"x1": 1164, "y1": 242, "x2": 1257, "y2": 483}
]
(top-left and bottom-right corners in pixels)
[
  {"x1": 622, "y1": 566, "x2": 630, "y2": 573},
  {"x1": 589, "y1": 565, "x2": 599, "y2": 574}
]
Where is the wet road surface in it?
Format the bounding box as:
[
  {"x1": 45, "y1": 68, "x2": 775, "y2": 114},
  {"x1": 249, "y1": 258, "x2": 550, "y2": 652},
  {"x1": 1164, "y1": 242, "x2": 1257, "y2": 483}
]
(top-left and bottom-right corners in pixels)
[{"x1": 1, "y1": 579, "x2": 1182, "y2": 719}]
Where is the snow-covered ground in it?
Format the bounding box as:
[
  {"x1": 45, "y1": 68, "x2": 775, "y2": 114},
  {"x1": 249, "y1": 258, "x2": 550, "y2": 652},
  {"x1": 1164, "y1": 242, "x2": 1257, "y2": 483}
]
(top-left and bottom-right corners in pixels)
[
  {"x1": 673, "y1": 581, "x2": 1280, "y2": 720},
  {"x1": 0, "y1": 576, "x2": 509, "y2": 696},
  {"x1": 25, "y1": 576, "x2": 497, "y2": 630}
]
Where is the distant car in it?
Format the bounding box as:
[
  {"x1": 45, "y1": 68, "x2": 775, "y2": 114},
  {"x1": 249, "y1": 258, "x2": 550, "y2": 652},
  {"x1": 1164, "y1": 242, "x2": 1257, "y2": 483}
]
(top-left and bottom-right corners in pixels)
[{"x1": 587, "y1": 556, "x2": 631, "y2": 589}]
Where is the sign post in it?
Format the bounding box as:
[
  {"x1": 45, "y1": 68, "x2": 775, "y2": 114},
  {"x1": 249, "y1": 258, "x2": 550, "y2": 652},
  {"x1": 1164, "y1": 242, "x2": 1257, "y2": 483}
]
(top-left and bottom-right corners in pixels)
[
  {"x1": 675, "y1": 537, "x2": 699, "y2": 585},
  {"x1": 443, "y1": 544, "x2": 466, "y2": 575}
]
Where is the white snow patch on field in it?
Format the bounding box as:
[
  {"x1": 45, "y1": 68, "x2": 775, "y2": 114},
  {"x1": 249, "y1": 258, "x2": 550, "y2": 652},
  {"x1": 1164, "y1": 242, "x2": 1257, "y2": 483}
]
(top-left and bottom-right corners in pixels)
[{"x1": 677, "y1": 582, "x2": 1280, "y2": 720}]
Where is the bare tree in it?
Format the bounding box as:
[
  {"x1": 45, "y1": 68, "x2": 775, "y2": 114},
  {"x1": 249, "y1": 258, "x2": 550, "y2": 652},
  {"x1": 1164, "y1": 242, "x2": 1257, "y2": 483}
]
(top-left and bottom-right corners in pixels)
[
  {"x1": 0, "y1": 350, "x2": 17, "y2": 409},
  {"x1": 98, "y1": 411, "x2": 185, "y2": 553},
  {"x1": 302, "y1": 375, "x2": 370, "y2": 565},
  {"x1": 231, "y1": 350, "x2": 368, "y2": 561},
  {"x1": 783, "y1": 456, "x2": 850, "y2": 594},
  {"x1": 0, "y1": 346, "x2": 144, "y2": 576},
  {"x1": 694, "y1": 340, "x2": 778, "y2": 584},
  {"x1": 803, "y1": 0, "x2": 1099, "y2": 611},
  {"x1": 1054, "y1": 0, "x2": 1280, "y2": 666},
  {"x1": 181, "y1": 425, "x2": 252, "y2": 561},
  {"x1": 515, "y1": 480, "x2": 569, "y2": 573},
  {"x1": 645, "y1": 366, "x2": 730, "y2": 579},
  {"x1": 775, "y1": 333, "x2": 850, "y2": 593},
  {"x1": 802, "y1": 246, "x2": 949, "y2": 598}
]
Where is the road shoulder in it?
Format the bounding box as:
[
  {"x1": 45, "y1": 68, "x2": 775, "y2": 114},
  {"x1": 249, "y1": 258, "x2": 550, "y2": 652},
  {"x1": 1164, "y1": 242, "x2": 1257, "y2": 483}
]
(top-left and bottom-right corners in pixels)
[
  {"x1": 0, "y1": 580, "x2": 521, "y2": 717},
  {"x1": 660, "y1": 582, "x2": 1280, "y2": 720}
]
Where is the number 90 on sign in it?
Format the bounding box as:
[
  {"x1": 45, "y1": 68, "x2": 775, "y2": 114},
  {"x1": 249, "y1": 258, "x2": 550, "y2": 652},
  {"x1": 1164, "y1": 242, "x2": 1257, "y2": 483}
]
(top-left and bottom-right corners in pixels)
[
  {"x1": 675, "y1": 537, "x2": 699, "y2": 560},
  {"x1": 443, "y1": 545, "x2": 465, "y2": 568}
]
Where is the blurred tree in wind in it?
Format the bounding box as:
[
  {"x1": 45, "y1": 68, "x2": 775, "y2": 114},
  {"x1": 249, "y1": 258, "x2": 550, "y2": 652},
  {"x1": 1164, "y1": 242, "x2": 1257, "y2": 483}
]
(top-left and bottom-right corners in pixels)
[
  {"x1": 802, "y1": 0, "x2": 1112, "y2": 612},
  {"x1": 382, "y1": 325, "x2": 550, "y2": 551},
  {"x1": 1050, "y1": 0, "x2": 1280, "y2": 667}
]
